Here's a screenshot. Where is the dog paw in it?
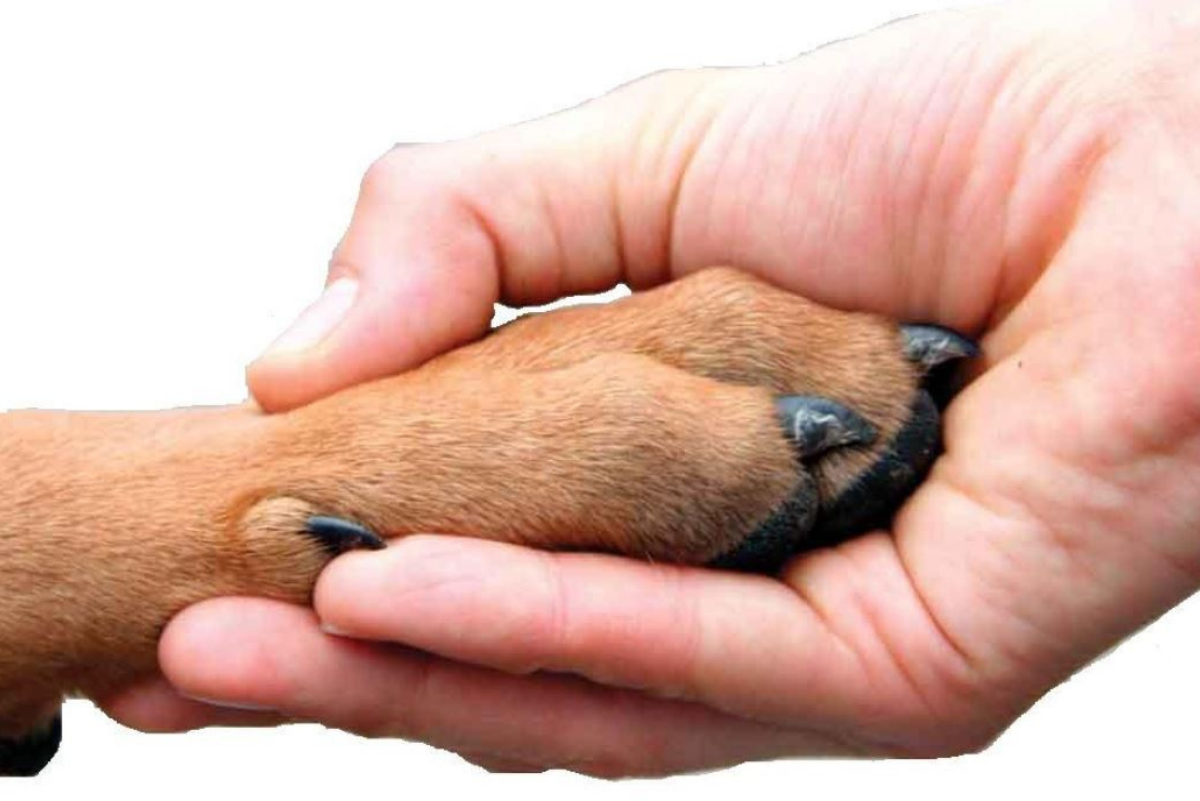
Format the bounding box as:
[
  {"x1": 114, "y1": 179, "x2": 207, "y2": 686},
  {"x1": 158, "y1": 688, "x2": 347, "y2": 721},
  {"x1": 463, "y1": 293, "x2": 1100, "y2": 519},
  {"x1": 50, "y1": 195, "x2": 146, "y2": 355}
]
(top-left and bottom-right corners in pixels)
[
  {"x1": 270, "y1": 267, "x2": 979, "y2": 573},
  {"x1": 811, "y1": 324, "x2": 977, "y2": 546},
  {"x1": 0, "y1": 267, "x2": 977, "y2": 761}
]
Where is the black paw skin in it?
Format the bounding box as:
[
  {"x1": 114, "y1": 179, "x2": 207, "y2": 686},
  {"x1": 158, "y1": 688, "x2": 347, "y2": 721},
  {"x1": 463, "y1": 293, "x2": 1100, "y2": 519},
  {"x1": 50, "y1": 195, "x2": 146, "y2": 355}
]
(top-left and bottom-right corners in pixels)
[
  {"x1": 809, "y1": 389, "x2": 942, "y2": 547},
  {"x1": 713, "y1": 391, "x2": 943, "y2": 573},
  {"x1": 708, "y1": 472, "x2": 819, "y2": 573},
  {"x1": 805, "y1": 326, "x2": 977, "y2": 547},
  {"x1": 708, "y1": 395, "x2": 874, "y2": 572},
  {"x1": 711, "y1": 326, "x2": 978, "y2": 574},
  {"x1": 0, "y1": 713, "x2": 61, "y2": 777}
]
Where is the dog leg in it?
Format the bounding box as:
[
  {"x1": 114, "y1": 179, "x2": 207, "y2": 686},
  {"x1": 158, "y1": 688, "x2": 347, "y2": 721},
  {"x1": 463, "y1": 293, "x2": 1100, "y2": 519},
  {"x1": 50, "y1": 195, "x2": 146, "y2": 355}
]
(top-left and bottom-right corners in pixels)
[{"x1": 0, "y1": 266, "x2": 977, "y2": 771}]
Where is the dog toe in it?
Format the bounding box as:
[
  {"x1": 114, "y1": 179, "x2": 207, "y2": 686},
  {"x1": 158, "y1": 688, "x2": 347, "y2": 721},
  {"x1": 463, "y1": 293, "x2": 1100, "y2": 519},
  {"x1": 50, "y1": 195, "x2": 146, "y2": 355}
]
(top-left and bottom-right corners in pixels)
[
  {"x1": 810, "y1": 325, "x2": 979, "y2": 545},
  {"x1": 710, "y1": 395, "x2": 878, "y2": 573},
  {"x1": 811, "y1": 389, "x2": 942, "y2": 545}
]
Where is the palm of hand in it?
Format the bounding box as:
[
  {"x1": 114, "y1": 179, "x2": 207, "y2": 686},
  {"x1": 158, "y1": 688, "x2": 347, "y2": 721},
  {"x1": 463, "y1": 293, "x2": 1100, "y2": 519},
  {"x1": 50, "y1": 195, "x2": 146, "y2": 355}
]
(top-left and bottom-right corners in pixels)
[
  {"x1": 105, "y1": 0, "x2": 1200, "y2": 776},
  {"x1": 672, "y1": 0, "x2": 1200, "y2": 753}
]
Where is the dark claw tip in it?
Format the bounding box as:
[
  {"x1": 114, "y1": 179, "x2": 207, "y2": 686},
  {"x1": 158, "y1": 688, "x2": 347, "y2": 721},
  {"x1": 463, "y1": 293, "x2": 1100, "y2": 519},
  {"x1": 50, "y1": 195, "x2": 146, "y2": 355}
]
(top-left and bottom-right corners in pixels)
[
  {"x1": 306, "y1": 516, "x2": 387, "y2": 555},
  {"x1": 0, "y1": 713, "x2": 61, "y2": 777},
  {"x1": 901, "y1": 324, "x2": 980, "y2": 371},
  {"x1": 775, "y1": 395, "x2": 877, "y2": 460}
]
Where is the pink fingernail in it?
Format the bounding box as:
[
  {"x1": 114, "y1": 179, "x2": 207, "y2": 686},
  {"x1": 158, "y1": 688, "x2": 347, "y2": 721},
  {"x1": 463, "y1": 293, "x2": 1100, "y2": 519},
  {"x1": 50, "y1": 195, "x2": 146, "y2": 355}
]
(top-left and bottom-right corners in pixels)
[
  {"x1": 182, "y1": 694, "x2": 276, "y2": 712},
  {"x1": 261, "y1": 277, "x2": 358, "y2": 357},
  {"x1": 320, "y1": 622, "x2": 351, "y2": 638}
]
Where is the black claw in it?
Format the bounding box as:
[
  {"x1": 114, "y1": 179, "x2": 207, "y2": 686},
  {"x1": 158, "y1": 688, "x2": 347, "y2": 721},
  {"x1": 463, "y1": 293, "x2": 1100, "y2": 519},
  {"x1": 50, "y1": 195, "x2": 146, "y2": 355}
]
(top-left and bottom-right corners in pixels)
[
  {"x1": 306, "y1": 516, "x2": 387, "y2": 555},
  {"x1": 776, "y1": 396, "x2": 877, "y2": 461},
  {"x1": 0, "y1": 713, "x2": 61, "y2": 777},
  {"x1": 901, "y1": 324, "x2": 980, "y2": 371}
]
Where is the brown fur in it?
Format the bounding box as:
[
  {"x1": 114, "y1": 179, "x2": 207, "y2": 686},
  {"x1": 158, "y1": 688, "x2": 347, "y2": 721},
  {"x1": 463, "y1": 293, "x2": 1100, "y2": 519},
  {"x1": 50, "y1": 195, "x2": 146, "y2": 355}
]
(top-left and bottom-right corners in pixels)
[{"x1": 0, "y1": 267, "x2": 921, "y2": 740}]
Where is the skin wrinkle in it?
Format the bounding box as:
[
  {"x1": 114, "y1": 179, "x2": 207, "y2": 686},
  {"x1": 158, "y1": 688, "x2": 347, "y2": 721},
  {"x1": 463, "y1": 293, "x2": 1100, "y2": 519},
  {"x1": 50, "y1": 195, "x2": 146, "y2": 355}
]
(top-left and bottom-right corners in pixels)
[
  {"x1": 986, "y1": 72, "x2": 1120, "y2": 334},
  {"x1": 946, "y1": 44, "x2": 1027, "y2": 328},
  {"x1": 535, "y1": 550, "x2": 574, "y2": 678},
  {"x1": 740, "y1": 72, "x2": 812, "y2": 275},
  {"x1": 782, "y1": 557, "x2": 868, "y2": 671},
  {"x1": 959, "y1": 418, "x2": 1112, "y2": 579},
  {"x1": 907, "y1": 30, "x2": 992, "y2": 320},
  {"x1": 691, "y1": 574, "x2": 860, "y2": 730},
  {"x1": 450, "y1": 141, "x2": 570, "y2": 306},
  {"x1": 925, "y1": 428, "x2": 1158, "y2": 663},
  {"x1": 763, "y1": 70, "x2": 805, "y2": 261},
  {"x1": 872, "y1": 526, "x2": 977, "y2": 695},
  {"x1": 606, "y1": 118, "x2": 632, "y2": 287},
  {"x1": 476, "y1": 158, "x2": 562, "y2": 307},
  {"x1": 342, "y1": 644, "x2": 436, "y2": 742},
  {"x1": 533, "y1": 165, "x2": 572, "y2": 303},
  {"x1": 677, "y1": 74, "x2": 769, "y2": 275},
  {"x1": 821, "y1": 545, "x2": 946, "y2": 733},
  {"x1": 454, "y1": 183, "x2": 510, "y2": 312},
  {"x1": 779, "y1": 557, "x2": 885, "y2": 732},
  {"x1": 724, "y1": 73, "x2": 779, "y2": 274},
  {"x1": 485, "y1": 675, "x2": 625, "y2": 772},
  {"x1": 645, "y1": 566, "x2": 705, "y2": 701},
  {"x1": 661, "y1": 74, "x2": 739, "y2": 281},
  {"x1": 831, "y1": 541, "x2": 982, "y2": 752},
  {"x1": 870, "y1": 27, "x2": 981, "y2": 312},
  {"x1": 795, "y1": 59, "x2": 870, "y2": 297},
  {"x1": 1031, "y1": 418, "x2": 1200, "y2": 591},
  {"x1": 870, "y1": 26, "x2": 937, "y2": 298},
  {"x1": 994, "y1": 131, "x2": 1110, "y2": 335},
  {"x1": 795, "y1": 66, "x2": 848, "y2": 296},
  {"x1": 617, "y1": 70, "x2": 723, "y2": 287},
  {"x1": 671, "y1": 106, "x2": 732, "y2": 273},
  {"x1": 906, "y1": 474, "x2": 1075, "y2": 680},
  {"x1": 826, "y1": 51, "x2": 883, "y2": 297},
  {"x1": 770, "y1": 63, "x2": 826, "y2": 296},
  {"x1": 1132, "y1": 444, "x2": 1200, "y2": 586}
]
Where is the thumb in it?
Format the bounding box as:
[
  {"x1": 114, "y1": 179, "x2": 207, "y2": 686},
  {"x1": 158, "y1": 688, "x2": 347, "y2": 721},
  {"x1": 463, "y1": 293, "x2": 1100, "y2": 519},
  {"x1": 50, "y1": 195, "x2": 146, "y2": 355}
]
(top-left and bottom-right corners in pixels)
[
  {"x1": 247, "y1": 69, "x2": 738, "y2": 412},
  {"x1": 249, "y1": 7, "x2": 1025, "y2": 412}
]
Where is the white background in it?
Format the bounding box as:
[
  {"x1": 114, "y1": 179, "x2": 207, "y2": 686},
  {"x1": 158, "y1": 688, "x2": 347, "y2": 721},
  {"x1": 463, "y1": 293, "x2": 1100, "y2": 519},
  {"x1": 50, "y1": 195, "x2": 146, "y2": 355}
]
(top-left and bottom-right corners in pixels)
[{"x1": 1, "y1": 0, "x2": 1196, "y2": 797}]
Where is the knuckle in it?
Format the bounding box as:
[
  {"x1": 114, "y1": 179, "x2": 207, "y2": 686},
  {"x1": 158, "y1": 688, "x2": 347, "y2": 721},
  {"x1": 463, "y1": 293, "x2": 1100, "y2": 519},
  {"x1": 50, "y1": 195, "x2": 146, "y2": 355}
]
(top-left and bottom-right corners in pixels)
[
  {"x1": 358, "y1": 143, "x2": 443, "y2": 203},
  {"x1": 358, "y1": 149, "x2": 409, "y2": 202},
  {"x1": 886, "y1": 715, "x2": 1005, "y2": 759}
]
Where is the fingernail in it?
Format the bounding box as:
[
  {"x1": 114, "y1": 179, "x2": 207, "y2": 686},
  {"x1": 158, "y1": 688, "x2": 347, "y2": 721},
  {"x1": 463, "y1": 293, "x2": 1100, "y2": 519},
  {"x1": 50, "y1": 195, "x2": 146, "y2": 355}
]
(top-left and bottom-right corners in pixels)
[
  {"x1": 261, "y1": 277, "x2": 358, "y2": 358},
  {"x1": 181, "y1": 694, "x2": 276, "y2": 713},
  {"x1": 320, "y1": 622, "x2": 352, "y2": 638}
]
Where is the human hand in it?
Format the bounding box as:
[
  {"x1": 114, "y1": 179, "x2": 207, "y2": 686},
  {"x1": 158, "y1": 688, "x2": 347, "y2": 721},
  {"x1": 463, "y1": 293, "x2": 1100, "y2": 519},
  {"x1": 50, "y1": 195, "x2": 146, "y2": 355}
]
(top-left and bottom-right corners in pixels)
[{"x1": 103, "y1": 0, "x2": 1200, "y2": 776}]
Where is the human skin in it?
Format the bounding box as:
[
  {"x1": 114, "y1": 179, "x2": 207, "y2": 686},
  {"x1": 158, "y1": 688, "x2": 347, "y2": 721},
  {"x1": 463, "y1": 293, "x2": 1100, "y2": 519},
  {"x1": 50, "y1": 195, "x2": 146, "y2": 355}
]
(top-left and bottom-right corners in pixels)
[{"x1": 103, "y1": 0, "x2": 1200, "y2": 776}]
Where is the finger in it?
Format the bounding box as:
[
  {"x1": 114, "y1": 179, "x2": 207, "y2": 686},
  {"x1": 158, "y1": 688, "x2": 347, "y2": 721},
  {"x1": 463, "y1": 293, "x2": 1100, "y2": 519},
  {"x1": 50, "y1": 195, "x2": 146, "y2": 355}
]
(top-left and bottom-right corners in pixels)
[
  {"x1": 312, "y1": 534, "x2": 983, "y2": 753},
  {"x1": 249, "y1": 7, "x2": 1040, "y2": 411},
  {"x1": 247, "y1": 68, "x2": 740, "y2": 412},
  {"x1": 158, "y1": 597, "x2": 857, "y2": 776},
  {"x1": 97, "y1": 675, "x2": 290, "y2": 733}
]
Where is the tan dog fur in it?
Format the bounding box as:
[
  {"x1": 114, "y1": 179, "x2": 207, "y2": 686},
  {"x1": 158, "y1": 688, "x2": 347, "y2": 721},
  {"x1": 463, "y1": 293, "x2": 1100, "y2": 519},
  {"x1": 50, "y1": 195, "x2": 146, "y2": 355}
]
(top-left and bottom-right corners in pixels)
[{"x1": 0, "y1": 267, "x2": 922, "y2": 744}]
